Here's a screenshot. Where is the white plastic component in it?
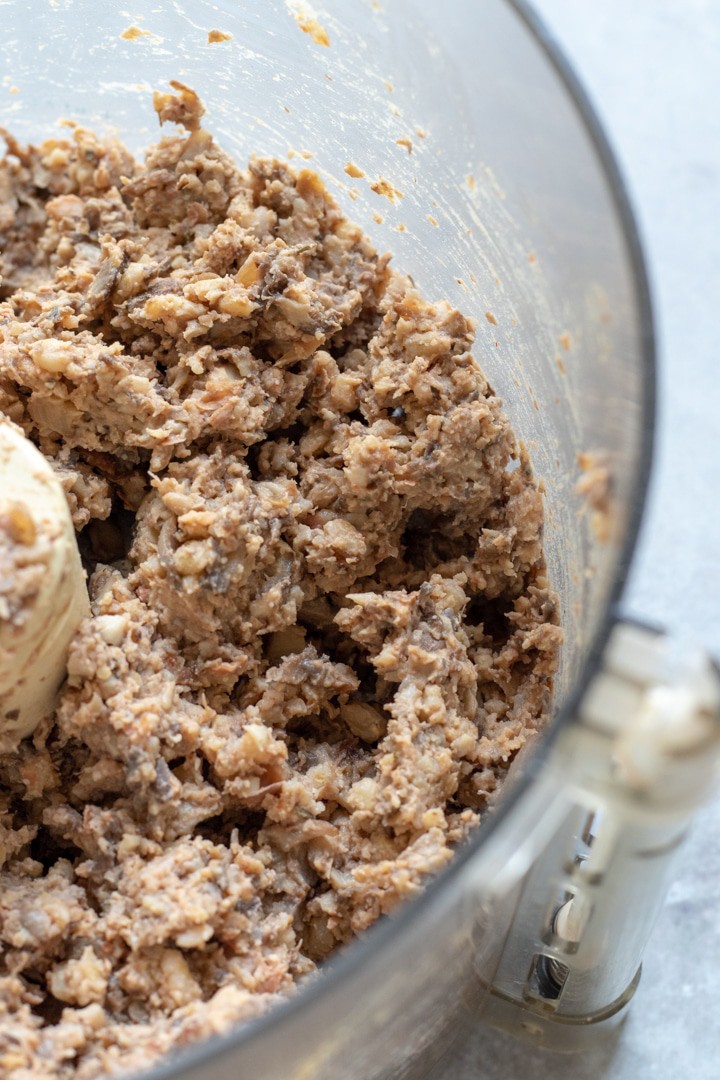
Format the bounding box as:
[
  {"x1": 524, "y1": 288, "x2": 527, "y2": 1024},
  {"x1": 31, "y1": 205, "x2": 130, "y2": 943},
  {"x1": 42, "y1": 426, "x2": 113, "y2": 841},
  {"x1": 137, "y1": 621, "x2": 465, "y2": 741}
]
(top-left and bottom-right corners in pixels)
[
  {"x1": 0, "y1": 419, "x2": 89, "y2": 749},
  {"x1": 554, "y1": 893, "x2": 590, "y2": 945},
  {"x1": 479, "y1": 621, "x2": 720, "y2": 1045}
]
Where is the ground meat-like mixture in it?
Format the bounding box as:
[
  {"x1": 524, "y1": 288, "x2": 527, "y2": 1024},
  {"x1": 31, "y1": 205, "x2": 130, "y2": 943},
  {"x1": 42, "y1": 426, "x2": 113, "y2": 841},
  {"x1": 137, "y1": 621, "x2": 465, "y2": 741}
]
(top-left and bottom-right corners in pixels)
[{"x1": 0, "y1": 84, "x2": 561, "y2": 1078}]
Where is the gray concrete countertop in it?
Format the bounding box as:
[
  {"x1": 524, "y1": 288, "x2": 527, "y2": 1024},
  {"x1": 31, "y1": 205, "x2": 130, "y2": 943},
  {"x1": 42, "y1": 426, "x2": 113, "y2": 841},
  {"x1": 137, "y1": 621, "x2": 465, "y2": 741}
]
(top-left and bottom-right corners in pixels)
[{"x1": 429, "y1": 1, "x2": 720, "y2": 1077}]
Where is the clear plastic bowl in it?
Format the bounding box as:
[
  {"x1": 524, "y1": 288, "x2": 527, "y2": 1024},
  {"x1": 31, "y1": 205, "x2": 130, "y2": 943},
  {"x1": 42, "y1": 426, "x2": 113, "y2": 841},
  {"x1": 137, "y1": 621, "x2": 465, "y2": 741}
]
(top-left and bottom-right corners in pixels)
[{"x1": 1, "y1": 1, "x2": 653, "y2": 1077}]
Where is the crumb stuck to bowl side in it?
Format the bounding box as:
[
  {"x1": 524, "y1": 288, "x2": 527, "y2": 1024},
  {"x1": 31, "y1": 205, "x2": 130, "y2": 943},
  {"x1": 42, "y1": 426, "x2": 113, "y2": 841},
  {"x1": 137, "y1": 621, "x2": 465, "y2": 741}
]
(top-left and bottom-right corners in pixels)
[
  {"x1": 0, "y1": 83, "x2": 560, "y2": 1078},
  {"x1": 288, "y1": 1, "x2": 331, "y2": 47}
]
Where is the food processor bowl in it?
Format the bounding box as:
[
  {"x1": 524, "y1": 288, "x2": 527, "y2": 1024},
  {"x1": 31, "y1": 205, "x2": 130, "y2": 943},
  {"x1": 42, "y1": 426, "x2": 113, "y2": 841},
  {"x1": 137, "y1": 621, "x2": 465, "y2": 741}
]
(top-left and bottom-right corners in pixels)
[{"x1": 1, "y1": 1, "x2": 668, "y2": 1077}]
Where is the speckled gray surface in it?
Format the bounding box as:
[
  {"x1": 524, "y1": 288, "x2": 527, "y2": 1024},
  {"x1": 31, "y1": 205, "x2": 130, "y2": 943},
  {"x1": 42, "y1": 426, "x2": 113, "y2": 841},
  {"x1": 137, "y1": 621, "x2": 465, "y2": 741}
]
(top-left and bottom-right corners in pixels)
[{"x1": 428, "y1": 1, "x2": 720, "y2": 1077}]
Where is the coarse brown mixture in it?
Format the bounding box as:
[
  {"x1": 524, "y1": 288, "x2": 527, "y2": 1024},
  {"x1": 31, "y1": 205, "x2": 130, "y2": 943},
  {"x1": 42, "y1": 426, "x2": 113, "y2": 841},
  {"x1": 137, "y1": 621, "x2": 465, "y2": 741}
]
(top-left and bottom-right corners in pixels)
[{"x1": 0, "y1": 84, "x2": 561, "y2": 1078}]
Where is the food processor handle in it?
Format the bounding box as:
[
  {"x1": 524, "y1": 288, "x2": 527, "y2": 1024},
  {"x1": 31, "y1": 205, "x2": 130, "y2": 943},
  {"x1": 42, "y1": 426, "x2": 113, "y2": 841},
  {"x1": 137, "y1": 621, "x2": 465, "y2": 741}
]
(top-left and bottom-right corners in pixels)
[{"x1": 476, "y1": 620, "x2": 720, "y2": 1049}]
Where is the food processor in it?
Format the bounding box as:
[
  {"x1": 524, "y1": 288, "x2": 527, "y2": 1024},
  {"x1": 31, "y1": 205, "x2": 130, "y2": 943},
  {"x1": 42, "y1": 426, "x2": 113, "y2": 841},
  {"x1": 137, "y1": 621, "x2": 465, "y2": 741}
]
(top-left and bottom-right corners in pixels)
[{"x1": 2, "y1": 0, "x2": 718, "y2": 1077}]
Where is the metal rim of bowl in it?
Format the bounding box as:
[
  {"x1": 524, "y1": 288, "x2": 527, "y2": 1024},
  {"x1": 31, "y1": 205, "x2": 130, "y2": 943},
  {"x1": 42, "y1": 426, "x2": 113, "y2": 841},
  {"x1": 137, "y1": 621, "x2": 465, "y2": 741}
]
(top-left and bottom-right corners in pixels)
[{"x1": 143, "y1": 2, "x2": 657, "y2": 1076}]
